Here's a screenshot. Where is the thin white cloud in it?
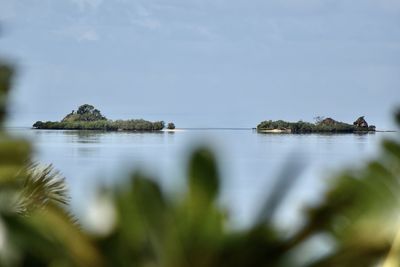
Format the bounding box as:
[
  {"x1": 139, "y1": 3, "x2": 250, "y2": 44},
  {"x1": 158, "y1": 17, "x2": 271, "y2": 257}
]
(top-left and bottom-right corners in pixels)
[
  {"x1": 135, "y1": 4, "x2": 151, "y2": 17},
  {"x1": 126, "y1": 3, "x2": 161, "y2": 30},
  {"x1": 55, "y1": 25, "x2": 100, "y2": 42},
  {"x1": 77, "y1": 29, "x2": 99, "y2": 42},
  {"x1": 70, "y1": 0, "x2": 103, "y2": 11},
  {"x1": 130, "y1": 17, "x2": 161, "y2": 30},
  {"x1": 276, "y1": 0, "x2": 326, "y2": 9}
]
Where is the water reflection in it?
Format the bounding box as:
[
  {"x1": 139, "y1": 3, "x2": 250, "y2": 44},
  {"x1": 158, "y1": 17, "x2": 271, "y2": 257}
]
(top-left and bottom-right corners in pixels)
[
  {"x1": 63, "y1": 130, "x2": 103, "y2": 144},
  {"x1": 77, "y1": 147, "x2": 100, "y2": 157},
  {"x1": 354, "y1": 132, "x2": 375, "y2": 151},
  {"x1": 15, "y1": 128, "x2": 391, "y2": 227}
]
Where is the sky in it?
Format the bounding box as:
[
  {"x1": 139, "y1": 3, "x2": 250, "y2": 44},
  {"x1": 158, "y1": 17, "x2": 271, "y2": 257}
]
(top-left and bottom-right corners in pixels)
[{"x1": 0, "y1": 0, "x2": 399, "y2": 128}]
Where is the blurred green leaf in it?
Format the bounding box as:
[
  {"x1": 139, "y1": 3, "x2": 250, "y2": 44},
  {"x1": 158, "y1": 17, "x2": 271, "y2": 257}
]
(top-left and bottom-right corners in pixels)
[
  {"x1": 0, "y1": 63, "x2": 13, "y2": 125},
  {"x1": 188, "y1": 148, "x2": 219, "y2": 203}
]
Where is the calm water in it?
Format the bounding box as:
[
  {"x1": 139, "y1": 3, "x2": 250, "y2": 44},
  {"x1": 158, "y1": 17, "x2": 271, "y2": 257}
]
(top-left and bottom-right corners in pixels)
[{"x1": 8, "y1": 128, "x2": 396, "y2": 228}]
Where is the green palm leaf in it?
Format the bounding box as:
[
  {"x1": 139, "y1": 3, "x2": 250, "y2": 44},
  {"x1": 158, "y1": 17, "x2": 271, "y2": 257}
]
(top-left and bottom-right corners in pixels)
[{"x1": 16, "y1": 163, "x2": 69, "y2": 215}]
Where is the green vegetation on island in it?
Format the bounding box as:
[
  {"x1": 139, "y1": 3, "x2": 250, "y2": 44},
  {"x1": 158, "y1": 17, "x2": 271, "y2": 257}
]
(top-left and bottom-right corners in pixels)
[
  {"x1": 33, "y1": 104, "x2": 166, "y2": 131},
  {"x1": 167, "y1": 122, "x2": 176, "y2": 130},
  {"x1": 257, "y1": 116, "x2": 376, "y2": 133}
]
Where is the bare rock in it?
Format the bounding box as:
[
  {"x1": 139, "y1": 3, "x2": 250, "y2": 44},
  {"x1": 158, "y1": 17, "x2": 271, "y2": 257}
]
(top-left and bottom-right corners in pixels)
[{"x1": 353, "y1": 116, "x2": 368, "y2": 128}]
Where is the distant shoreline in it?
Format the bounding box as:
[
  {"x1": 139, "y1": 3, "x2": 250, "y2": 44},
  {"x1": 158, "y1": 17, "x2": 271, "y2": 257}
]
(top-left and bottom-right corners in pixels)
[
  {"x1": 4, "y1": 126, "x2": 398, "y2": 134},
  {"x1": 26, "y1": 127, "x2": 397, "y2": 132}
]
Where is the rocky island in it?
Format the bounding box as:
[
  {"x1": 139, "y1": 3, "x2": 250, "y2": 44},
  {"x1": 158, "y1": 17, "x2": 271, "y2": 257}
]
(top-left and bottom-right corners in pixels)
[
  {"x1": 257, "y1": 116, "x2": 376, "y2": 134},
  {"x1": 33, "y1": 104, "x2": 168, "y2": 131}
]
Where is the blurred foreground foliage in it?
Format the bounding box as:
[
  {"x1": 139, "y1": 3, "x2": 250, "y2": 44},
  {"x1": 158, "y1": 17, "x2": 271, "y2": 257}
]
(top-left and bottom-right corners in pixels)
[{"x1": 1, "y1": 63, "x2": 400, "y2": 267}]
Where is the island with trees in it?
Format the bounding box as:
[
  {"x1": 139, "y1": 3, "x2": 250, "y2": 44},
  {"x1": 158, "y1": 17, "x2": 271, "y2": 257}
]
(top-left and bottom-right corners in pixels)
[
  {"x1": 33, "y1": 104, "x2": 172, "y2": 131},
  {"x1": 257, "y1": 116, "x2": 376, "y2": 133}
]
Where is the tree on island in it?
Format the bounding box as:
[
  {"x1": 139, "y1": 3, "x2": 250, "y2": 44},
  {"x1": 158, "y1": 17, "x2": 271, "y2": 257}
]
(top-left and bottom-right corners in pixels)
[
  {"x1": 313, "y1": 116, "x2": 325, "y2": 124},
  {"x1": 62, "y1": 104, "x2": 107, "y2": 122},
  {"x1": 167, "y1": 122, "x2": 176, "y2": 130}
]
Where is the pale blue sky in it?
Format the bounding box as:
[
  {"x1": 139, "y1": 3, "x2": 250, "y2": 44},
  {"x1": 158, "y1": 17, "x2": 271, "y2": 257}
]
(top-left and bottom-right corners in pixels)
[{"x1": 0, "y1": 0, "x2": 399, "y2": 128}]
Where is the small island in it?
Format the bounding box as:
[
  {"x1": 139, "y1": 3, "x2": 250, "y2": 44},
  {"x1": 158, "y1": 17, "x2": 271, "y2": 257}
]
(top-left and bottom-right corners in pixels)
[
  {"x1": 257, "y1": 116, "x2": 376, "y2": 134},
  {"x1": 33, "y1": 104, "x2": 170, "y2": 131}
]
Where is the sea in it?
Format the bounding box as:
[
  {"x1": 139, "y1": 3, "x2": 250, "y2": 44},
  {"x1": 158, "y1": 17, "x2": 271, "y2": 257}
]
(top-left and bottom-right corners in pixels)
[{"x1": 7, "y1": 127, "x2": 398, "y2": 229}]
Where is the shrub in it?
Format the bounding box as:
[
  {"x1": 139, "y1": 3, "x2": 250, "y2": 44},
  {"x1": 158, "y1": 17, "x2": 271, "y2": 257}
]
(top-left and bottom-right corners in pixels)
[
  {"x1": 33, "y1": 119, "x2": 165, "y2": 131},
  {"x1": 167, "y1": 122, "x2": 175, "y2": 130}
]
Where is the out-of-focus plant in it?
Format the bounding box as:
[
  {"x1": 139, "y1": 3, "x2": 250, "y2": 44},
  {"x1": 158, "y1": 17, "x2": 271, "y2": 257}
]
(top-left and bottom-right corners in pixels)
[
  {"x1": 2, "y1": 59, "x2": 400, "y2": 266},
  {"x1": 16, "y1": 164, "x2": 69, "y2": 215},
  {"x1": 89, "y1": 121, "x2": 400, "y2": 267},
  {"x1": 0, "y1": 62, "x2": 101, "y2": 267}
]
